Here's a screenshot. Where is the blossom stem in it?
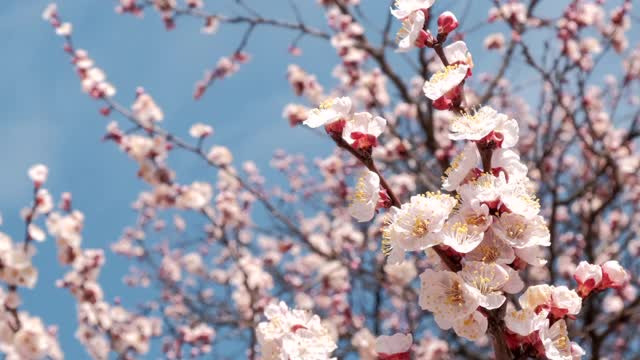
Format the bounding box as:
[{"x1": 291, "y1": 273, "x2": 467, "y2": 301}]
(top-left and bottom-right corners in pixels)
[
  {"x1": 433, "y1": 43, "x2": 450, "y2": 67},
  {"x1": 478, "y1": 146, "x2": 493, "y2": 172},
  {"x1": 488, "y1": 304, "x2": 512, "y2": 360}
]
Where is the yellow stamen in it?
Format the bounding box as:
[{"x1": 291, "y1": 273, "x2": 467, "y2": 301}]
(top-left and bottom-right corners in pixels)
[
  {"x1": 349, "y1": 176, "x2": 368, "y2": 204},
  {"x1": 445, "y1": 152, "x2": 465, "y2": 176},
  {"x1": 466, "y1": 214, "x2": 486, "y2": 227},
  {"x1": 445, "y1": 281, "x2": 465, "y2": 306},
  {"x1": 477, "y1": 244, "x2": 500, "y2": 263},
  {"x1": 319, "y1": 98, "x2": 334, "y2": 110},
  {"x1": 411, "y1": 218, "x2": 430, "y2": 238},
  {"x1": 507, "y1": 222, "x2": 527, "y2": 239},
  {"x1": 430, "y1": 64, "x2": 462, "y2": 83}
]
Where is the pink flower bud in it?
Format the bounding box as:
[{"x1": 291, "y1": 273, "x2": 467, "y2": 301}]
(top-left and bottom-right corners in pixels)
[
  {"x1": 60, "y1": 192, "x2": 73, "y2": 211},
  {"x1": 573, "y1": 261, "x2": 602, "y2": 297},
  {"x1": 377, "y1": 190, "x2": 392, "y2": 209},
  {"x1": 233, "y1": 51, "x2": 250, "y2": 63},
  {"x1": 437, "y1": 11, "x2": 459, "y2": 35},
  {"x1": 600, "y1": 260, "x2": 628, "y2": 289},
  {"x1": 99, "y1": 106, "x2": 111, "y2": 116},
  {"x1": 193, "y1": 82, "x2": 206, "y2": 100},
  {"x1": 415, "y1": 30, "x2": 436, "y2": 48},
  {"x1": 288, "y1": 46, "x2": 302, "y2": 56},
  {"x1": 164, "y1": 16, "x2": 175, "y2": 30}
]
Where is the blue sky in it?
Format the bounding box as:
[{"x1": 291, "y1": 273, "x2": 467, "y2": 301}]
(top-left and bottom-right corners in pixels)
[
  {"x1": 1, "y1": 0, "x2": 633, "y2": 358},
  {"x1": 0, "y1": 1, "x2": 348, "y2": 357}
]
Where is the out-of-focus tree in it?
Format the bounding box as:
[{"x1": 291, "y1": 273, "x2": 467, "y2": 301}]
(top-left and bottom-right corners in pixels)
[{"x1": 0, "y1": 0, "x2": 638, "y2": 359}]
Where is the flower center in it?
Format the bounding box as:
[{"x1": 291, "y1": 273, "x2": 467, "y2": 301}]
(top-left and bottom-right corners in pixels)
[
  {"x1": 466, "y1": 214, "x2": 486, "y2": 226},
  {"x1": 445, "y1": 281, "x2": 465, "y2": 306},
  {"x1": 555, "y1": 335, "x2": 569, "y2": 351},
  {"x1": 471, "y1": 274, "x2": 493, "y2": 294},
  {"x1": 511, "y1": 310, "x2": 528, "y2": 321},
  {"x1": 451, "y1": 222, "x2": 469, "y2": 242},
  {"x1": 507, "y1": 222, "x2": 526, "y2": 239},
  {"x1": 478, "y1": 244, "x2": 500, "y2": 262},
  {"x1": 350, "y1": 176, "x2": 368, "y2": 204},
  {"x1": 445, "y1": 152, "x2": 465, "y2": 176},
  {"x1": 319, "y1": 98, "x2": 335, "y2": 110},
  {"x1": 430, "y1": 64, "x2": 461, "y2": 83},
  {"x1": 411, "y1": 217, "x2": 430, "y2": 237}
]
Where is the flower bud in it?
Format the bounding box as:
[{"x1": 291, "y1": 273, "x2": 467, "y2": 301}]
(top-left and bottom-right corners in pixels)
[
  {"x1": 437, "y1": 11, "x2": 459, "y2": 35},
  {"x1": 574, "y1": 261, "x2": 602, "y2": 297},
  {"x1": 28, "y1": 164, "x2": 48, "y2": 188},
  {"x1": 600, "y1": 260, "x2": 628, "y2": 289},
  {"x1": 416, "y1": 30, "x2": 437, "y2": 48}
]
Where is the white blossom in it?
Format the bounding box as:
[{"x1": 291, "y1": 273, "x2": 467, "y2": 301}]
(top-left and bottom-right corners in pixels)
[
  {"x1": 459, "y1": 261, "x2": 509, "y2": 309},
  {"x1": 448, "y1": 106, "x2": 519, "y2": 148},
  {"x1": 383, "y1": 193, "x2": 457, "y2": 263},
  {"x1": 375, "y1": 333, "x2": 412, "y2": 357},
  {"x1": 551, "y1": 286, "x2": 582, "y2": 316},
  {"x1": 442, "y1": 143, "x2": 479, "y2": 191},
  {"x1": 390, "y1": 0, "x2": 435, "y2": 19},
  {"x1": 466, "y1": 231, "x2": 515, "y2": 265},
  {"x1": 434, "y1": 41, "x2": 473, "y2": 69},
  {"x1": 303, "y1": 97, "x2": 352, "y2": 128},
  {"x1": 256, "y1": 301, "x2": 336, "y2": 360},
  {"x1": 207, "y1": 146, "x2": 233, "y2": 166},
  {"x1": 419, "y1": 269, "x2": 481, "y2": 329},
  {"x1": 348, "y1": 170, "x2": 380, "y2": 222},
  {"x1": 440, "y1": 203, "x2": 491, "y2": 253},
  {"x1": 539, "y1": 320, "x2": 573, "y2": 360},
  {"x1": 601, "y1": 260, "x2": 628, "y2": 288},
  {"x1": 504, "y1": 303, "x2": 547, "y2": 336},
  {"x1": 28, "y1": 164, "x2": 49, "y2": 185},
  {"x1": 491, "y1": 149, "x2": 528, "y2": 182},
  {"x1": 342, "y1": 112, "x2": 387, "y2": 148},
  {"x1": 492, "y1": 213, "x2": 550, "y2": 248},
  {"x1": 396, "y1": 11, "x2": 426, "y2": 52},
  {"x1": 453, "y1": 311, "x2": 487, "y2": 341},
  {"x1": 56, "y1": 22, "x2": 72, "y2": 36},
  {"x1": 189, "y1": 123, "x2": 213, "y2": 138},
  {"x1": 132, "y1": 93, "x2": 164, "y2": 127},
  {"x1": 423, "y1": 64, "x2": 469, "y2": 101},
  {"x1": 574, "y1": 261, "x2": 602, "y2": 296}
]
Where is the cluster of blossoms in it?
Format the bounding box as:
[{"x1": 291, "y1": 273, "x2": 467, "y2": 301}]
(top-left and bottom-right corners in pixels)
[
  {"x1": 287, "y1": 94, "x2": 632, "y2": 359},
  {"x1": 0, "y1": 167, "x2": 64, "y2": 360},
  {"x1": 57, "y1": 245, "x2": 163, "y2": 359},
  {"x1": 0, "y1": 234, "x2": 38, "y2": 289},
  {"x1": 0, "y1": 163, "x2": 167, "y2": 360},
  {"x1": 269, "y1": 0, "x2": 633, "y2": 359},
  {"x1": 256, "y1": 302, "x2": 337, "y2": 359},
  {"x1": 573, "y1": 260, "x2": 628, "y2": 297},
  {"x1": 0, "y1": 304, "x2": 63, "y2": 360},
  {"x1": 326, "y1": 7, "x2": 368, "y2": 84},
  {"x1": 556, "y1": 0, "x2": 632, "y2": 70},
  {"x1": 391, "y1": 105, "x2": 562, "y2": 349},
  {"x1": 0, "y1": 247, "x2": 62, "y2": 360},
  {"x1": 390, "y1": 0, "x2": 475, "y2": 111},
  {"x1": 193, "y1": 52, "x2": 250, "y2": 100},
  {"x1": 43, "y1": 4, "x2": 116, "y2": 100}
]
